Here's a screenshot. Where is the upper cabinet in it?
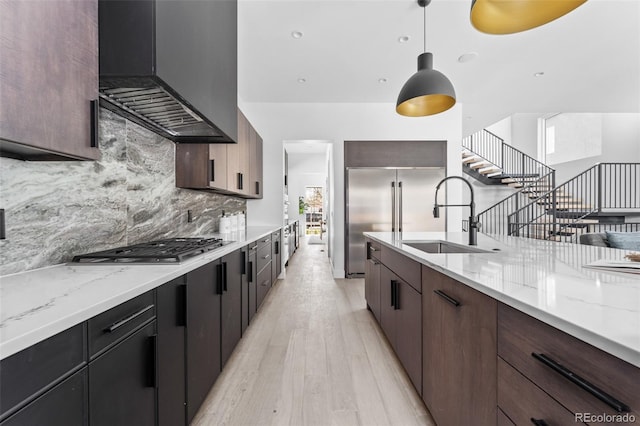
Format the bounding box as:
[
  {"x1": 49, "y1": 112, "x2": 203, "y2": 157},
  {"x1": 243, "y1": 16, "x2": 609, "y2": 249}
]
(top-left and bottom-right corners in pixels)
[
  {"x1": 0, "y1": 0, "x2": 100, "y2": 160},
  {"x1": 99, "y1": 0, "x2": 237, "y2": 143},
  {"x1": 175, "y1": 109, "x2": 263, "y2": 199}
]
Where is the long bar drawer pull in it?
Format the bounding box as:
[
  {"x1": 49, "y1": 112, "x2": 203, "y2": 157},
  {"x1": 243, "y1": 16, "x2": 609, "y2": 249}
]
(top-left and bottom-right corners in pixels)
[
  {"x1": 262, "y1": 254, "x2": 270, "y2": 260},
  {"x1": 434, "y1": 290, "x2": 460, "y2": 307},
  {"x1": 531, "y1": 353, "x2": 631, "y2": 413},
  {"x1": 261, "y1": 280, "x2": 270, "y2": 287},
  {"x1": 104, "y1": 305, "x2": 154, "y2": 333},
  {"x1": 530, "y1": 419, "x2": 548, "y2": 426}
]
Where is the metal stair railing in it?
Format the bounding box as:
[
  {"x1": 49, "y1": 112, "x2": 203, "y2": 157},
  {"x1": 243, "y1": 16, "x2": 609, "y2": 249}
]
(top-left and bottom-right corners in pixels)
[
  {"x1": 506, "y1": 163, "x2": 640, "y2": 242},
  {"x1": 463, "y1": 129, "x2": 554, "y2": 187}
]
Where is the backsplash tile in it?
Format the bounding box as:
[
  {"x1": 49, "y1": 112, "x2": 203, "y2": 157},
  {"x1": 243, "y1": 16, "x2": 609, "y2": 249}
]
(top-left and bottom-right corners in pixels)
[{"x1": 0, "y1": 109, "x2": 245, "y2": 275}]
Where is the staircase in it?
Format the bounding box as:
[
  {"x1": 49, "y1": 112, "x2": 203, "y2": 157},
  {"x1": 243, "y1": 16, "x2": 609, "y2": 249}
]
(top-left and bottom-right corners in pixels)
[{"x1": 462, "y1": 130, "x2": 640, "y2": 243}]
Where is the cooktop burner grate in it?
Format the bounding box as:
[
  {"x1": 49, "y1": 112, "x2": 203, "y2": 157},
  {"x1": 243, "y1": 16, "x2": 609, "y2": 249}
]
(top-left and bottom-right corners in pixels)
[{"x1": 71, "y1": 237, "x2": 227, "y2": 264}]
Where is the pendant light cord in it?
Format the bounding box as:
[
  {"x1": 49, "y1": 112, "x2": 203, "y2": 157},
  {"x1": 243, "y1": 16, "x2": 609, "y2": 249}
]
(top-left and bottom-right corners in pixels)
[{"x1": 423, "y1": 3, "x2": 426, "y2": 53}]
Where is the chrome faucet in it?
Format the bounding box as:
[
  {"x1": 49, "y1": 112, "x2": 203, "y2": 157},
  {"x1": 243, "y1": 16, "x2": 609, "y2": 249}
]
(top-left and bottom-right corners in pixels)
[{"x1": 433, "y1": 176, "x2": 479, "y2": 246}]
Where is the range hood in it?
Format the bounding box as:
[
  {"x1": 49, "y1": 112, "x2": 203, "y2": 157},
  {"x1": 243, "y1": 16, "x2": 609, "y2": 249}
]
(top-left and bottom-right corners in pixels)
[{"x1": 99, "y1": 0, "x2": 238, "y2": 143}]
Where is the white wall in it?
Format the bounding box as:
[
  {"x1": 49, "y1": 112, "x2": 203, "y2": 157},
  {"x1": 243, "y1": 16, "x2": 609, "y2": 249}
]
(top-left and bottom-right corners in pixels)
[
  {"x1": 485, "y1": 116, "x2": 512, "y2": 145},
  {"x1": 242, "y1": 102, "x2": 463, "y2": 278},
  {"x1": 286, "y1": 151, "x2": 327, "y2": 228},
  {"x1": 511, "y1": 113, "x2": 540, "y2": 159}
]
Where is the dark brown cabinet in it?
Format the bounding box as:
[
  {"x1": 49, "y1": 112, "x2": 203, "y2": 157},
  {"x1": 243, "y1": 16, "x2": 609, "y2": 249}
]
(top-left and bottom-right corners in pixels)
[
  {"x1": 175, "y1": 108, "x2": 263, "y2": 198},
  {"x1": 89, "y1": 321, "x2": 157, "y2": 426},
  {"x1": 365, "y1": 239, "x2": 382, "y2": 321},
  {"x1": 0, "y1": 0, "x2": 100, "y2": 160},
  {"x1": 272, "y1": 230, "x2": 282, "y2": 284},
  {"x1": 379, "y1": 265, "x2": 422, "y2": 394},
  {"x1": 0, "y1": 324, "x2": 87, "y2": 424},
  {"x1": 157, "y1": 277, "x2": 187, "y2": 426},
  {"x1": 248, "y1": 121, "x2": 263, "y2": 198},
  {"x1": 422, "y1": 266, "x2": 497, "y2": 426},
  {"x1": 498, "y1": 303, "x2": 640, "y2": 425},
  {"x1": 186, "y1": 261, "x2": 222, "y2": 422},
  {"x1": 221, "y1": 250, "x2": 243, "y2": 368}
]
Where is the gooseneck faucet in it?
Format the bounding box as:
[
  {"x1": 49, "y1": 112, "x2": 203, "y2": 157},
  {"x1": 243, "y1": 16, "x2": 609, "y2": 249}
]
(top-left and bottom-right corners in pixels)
[{"x1": 433, "y1": 176, "x2": 479, "y2": 246}]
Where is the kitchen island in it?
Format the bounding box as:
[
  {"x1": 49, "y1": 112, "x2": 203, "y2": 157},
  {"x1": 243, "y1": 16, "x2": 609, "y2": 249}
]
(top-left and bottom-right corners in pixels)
[{"x1": 365, "y1": 231, "x2": 639, "y2": 425}]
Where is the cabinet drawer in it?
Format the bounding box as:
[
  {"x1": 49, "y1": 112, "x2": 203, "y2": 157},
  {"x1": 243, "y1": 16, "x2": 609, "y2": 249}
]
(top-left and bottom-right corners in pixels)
[
  {"x1": 381, "y1": 246, "x2": 420, "y2": 292},
  {"x1": 88, "y1": 291, "x2": 156, "y2": 359},
  {"x1": 257, "y1": 235, "x2": 271, "y2": 249},
  {"x1": 257, "y1": 243, "x2": 272, "y2": 273},
  {"x1": 1, "y1": 368, "x2": 88, "y2": 426},
  {"x1": 0, "y1": 323, "x2": 86, "y2": 420},
  {"x1": 256, "y1": 262, "x2": 271, "y2": 309},
  {"x1": 498, "y1": 303, "x2": 640, "y2": 424},
  {"x1": 498, "y1": 357, "x2": 581, "y2": 426},
  {"x1": 366, "y1": 239, "x2": 381, "y2": 261}
]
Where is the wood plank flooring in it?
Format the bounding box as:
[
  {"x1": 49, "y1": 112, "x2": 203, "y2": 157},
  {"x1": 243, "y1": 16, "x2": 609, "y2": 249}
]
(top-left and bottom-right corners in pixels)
[{"x1": 192, "y1": 238, "x2": 434, "y2": 426}]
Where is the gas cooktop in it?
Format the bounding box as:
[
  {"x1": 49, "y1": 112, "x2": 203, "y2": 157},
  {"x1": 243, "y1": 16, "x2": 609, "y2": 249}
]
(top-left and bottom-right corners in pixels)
[{"x1": 71, "y1": 237, "x2": 229, "y2": 264}]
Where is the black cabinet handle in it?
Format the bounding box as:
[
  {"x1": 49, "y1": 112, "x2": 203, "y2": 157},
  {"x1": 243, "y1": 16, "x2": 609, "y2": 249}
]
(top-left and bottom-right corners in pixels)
[
  {"x1": 177, "y1": 284, "x2": 187, "y2": 327},
  {"x1": 104, "y1": 305, "x2": 154, "y2": 333},
  {"x1": 530, "y1": 419, "x2": 548, "y2": 426},
  {"x1": 241, "y1": 250, "x2": 247, "y2": 274},
  {"x1": 393, "y1": 281, "x2": 400, "y2": 310},
  {"x1": 255, "y1": 181, "x2": 260, "y2": 195},
  {"x1": 216, "y1": 264, "x2": 223, "y2": 294},
  {"x1": 262, "y1": 254, "x2": 270, "y2": 260},
  {"x1": 248, "y1": 261, "x2": 253, "y2": 283},
  {"x1": 237, "y1": 172, "x2": 243, "y2": 190},
  {"x1": 390, "y1": 280, "x2": 395, "y2": 307},
  {"x1": 434, "y1": 290, "x2": 460, "y2": 307},
  {"x1": 147, "y1": 334, "x2": 158, "y2": 388},
  {"x1": 223, "y1": 262, "x2": 228, "y2": 292},
  {"x1": 275, "y1": 241, "x2": 279, "y2": 255},
  {"x1": 531, "y1": 353, "x2": 630, "y2": 413},
  {"x1": 90, "y1": 99, "x2": 99, "y2": 148},
  {"x1": 261, "y1": 280, "x2": 270, "y2": 287},
  {"x1": 210, "y1": 160, "x2": 215, "y2": 182}
]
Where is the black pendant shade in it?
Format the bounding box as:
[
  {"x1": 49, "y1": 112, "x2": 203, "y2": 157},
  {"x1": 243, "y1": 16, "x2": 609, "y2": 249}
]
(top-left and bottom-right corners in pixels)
[
  {"x1": 470, "y1": 0, "x2": 587, "y2": 34},
  {"x1": 396, "y1": 52, "x2": 456, "y2": 117}
]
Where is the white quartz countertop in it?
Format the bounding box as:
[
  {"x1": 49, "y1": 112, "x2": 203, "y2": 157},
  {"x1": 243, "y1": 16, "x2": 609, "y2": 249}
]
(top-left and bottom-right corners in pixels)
[
  {"x1": 0, "y1": 226, "x2": 282, "y2": 360},
  {"x1": 365, "y1": 232, "x2": 640, "y2": 368}
]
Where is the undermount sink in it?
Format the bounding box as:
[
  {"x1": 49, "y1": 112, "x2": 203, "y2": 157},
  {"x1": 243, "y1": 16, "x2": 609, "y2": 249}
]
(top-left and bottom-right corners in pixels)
[{"x1": 402, "y1": 240, "x2": 495, "y2": 254}]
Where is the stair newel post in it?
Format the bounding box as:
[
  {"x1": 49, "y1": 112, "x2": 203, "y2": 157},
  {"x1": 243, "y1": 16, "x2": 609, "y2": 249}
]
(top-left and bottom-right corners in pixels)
[{"x1": 597, "y1": 163, "x2": 603, "y2": 214}]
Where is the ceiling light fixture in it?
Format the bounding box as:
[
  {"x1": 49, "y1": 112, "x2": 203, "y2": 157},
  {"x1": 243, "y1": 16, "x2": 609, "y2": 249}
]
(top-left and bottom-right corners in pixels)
[
  {"x1": 297, "y1": 78, "x2": 306, "y2": 83},
  {"x1": 470, "y1": 0, "x2": 587, "y2": 34},
  {"x1": 291, "y1": 31, "x2": 303, "y2": 39},
  {"x1": 379, "y1": 78, "x2": 388, "y2": 83},
  {"x1": 534, "y1": 72, "x2": 545, "y2": 77},
  {"x1": 458, "y1": 52, "x2": 479, "y2": 63},
  {"x1": 396, "y1": 0, "x2": 456, "y2": 117},
  {"x1": 398, "y1": 36, "x2": 410, "y2": 43}
]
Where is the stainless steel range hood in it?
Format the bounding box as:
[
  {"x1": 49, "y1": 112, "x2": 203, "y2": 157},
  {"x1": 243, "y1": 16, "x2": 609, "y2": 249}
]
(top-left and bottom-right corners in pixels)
[{"x1": 99, "y1": 0, "x2": 238, "y2": 143}]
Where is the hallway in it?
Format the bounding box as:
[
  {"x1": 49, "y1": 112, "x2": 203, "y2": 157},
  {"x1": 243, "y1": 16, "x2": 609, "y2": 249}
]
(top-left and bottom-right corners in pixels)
[{"x1": 192, "y1": 237, "x2": 434, "y2": 426}]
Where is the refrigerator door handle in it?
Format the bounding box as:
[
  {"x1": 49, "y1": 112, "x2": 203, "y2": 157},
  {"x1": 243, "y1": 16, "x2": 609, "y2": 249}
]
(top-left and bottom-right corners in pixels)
[
  {"x1": 391, "y1": 181, "x2": 396, "y2": 233},
  {"x1": 398, "y1": 181, "x2": 403, "y2": 233}
]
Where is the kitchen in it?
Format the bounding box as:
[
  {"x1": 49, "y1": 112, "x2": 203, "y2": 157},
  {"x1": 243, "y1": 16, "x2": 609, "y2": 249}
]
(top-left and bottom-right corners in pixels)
[{"x1": 1, "y1": 0, "x2": 640, "y2": 425}]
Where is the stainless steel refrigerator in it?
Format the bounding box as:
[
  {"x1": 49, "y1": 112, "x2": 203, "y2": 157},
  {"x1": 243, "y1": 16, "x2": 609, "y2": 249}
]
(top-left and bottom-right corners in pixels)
[{"x1": 346, "y1": 167, "x2": 446, "y2": 276}]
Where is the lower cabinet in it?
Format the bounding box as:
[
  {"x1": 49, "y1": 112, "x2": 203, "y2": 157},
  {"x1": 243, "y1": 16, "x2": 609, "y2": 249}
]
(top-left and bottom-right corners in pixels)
[
  {"x1": 221, "y1": 250, "x2": 243, "y2": 368},
  {"x1": 256, "y1": 261, "x2": 271, "y2": 309},
  {"x1": 364, "y1": 256, "x2": 381, "y2": 321},
  {"x1": 241, "y1": 245, "x2": 250, "y2": 335},
  {"x1": 422, "y1": 265, "x2": 497, "y2": 426},
  {"x1": 498, "y1": 303, "x2": 640, "y2": 425},
  {"x1": 379, "y1": 265, "x2": 422, "y2": 394},
  {"x1": 248, "y1": 241, "x2": 259, "y2": 322},
  {"x1": 1, "y1": 369, "x2": 88, "y2": 426},
  {"x1": 88, "y1": 321, "x2": 157, "y2": 426},
  {"x1": 186, "y1": 260, "x2": 222, "y2": 422},
  {"x1": 157, "y1": 277, "x2": 187, "y2": 426}
]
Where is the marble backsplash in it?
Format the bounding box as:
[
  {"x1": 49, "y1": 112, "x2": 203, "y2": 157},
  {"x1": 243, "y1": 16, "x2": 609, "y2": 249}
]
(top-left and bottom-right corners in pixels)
[{"x1": 0, "y1": 109, "x2": 245, "y2": 275}]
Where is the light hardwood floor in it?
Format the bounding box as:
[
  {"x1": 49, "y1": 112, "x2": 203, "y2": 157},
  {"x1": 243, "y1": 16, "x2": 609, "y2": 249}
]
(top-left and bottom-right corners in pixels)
[{"x1": 192, "y1": 237, "x2": 435, "y2": 426}]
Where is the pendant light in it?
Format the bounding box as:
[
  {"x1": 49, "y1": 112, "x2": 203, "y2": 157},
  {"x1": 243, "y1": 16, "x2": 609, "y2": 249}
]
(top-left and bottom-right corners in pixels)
[
  {"x1": 470, "y1": 0, "x2": 587, "y2": 35},
  {"x1": 396, "y1": 0, "x2": 456, "y2": 117}
]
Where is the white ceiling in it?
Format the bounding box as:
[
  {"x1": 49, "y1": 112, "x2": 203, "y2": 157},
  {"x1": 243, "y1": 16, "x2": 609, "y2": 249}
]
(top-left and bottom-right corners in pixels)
[{"x1": 238, "y1": 0, "x2": 640, "y2": 135}]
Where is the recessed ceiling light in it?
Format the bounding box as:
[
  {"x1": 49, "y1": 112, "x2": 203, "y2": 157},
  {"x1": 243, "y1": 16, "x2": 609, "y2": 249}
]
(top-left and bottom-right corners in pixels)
[
  {"x1": 378, "y1": 78, "x2": 388, "y2": 83},
  {"x1": 291, "y1": 31, "x2": 303, "y2": 39},
  {"x1": 534, "y1": 72, "x2": 545, "y2": 77},
  {"x1": 458, "y1": 52, "x2": 479, "y2": 63},
  {"x1": 398, "y1": 35, "x2": 410, "y2": 43},
  {"x1": 297, "y1": 78, "x2": 306, "y2": 83}
]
